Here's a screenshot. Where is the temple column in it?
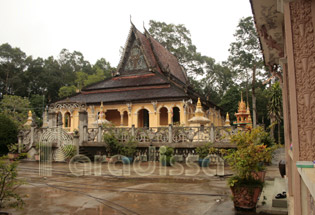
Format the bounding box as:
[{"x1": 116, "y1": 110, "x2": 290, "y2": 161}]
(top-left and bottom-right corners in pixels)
[
  {"x1": 120, "y1": 112, "x2": 124, "y2": 126},
  {"x1": 168, "y1": 109, "x2": 172, "y2": 125}
]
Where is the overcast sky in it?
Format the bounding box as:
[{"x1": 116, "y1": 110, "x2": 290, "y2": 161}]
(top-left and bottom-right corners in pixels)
[{"x1": 0, "y1": 0, "x2": 253, "y2": 67}]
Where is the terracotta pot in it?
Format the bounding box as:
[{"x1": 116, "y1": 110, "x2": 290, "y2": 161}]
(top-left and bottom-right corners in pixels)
[
  {"x1": 35, "y1": 154, "x2": 40, "y2": 161},
  {"x1": 230, "y1": 186, "x2": 262, "y2": 211},
  {"x1": 8, "y1": 153, "x2": 19, "y2": 160},
  {"x1": 251, "y1": 171, "x2": 266, "y2": 182}
]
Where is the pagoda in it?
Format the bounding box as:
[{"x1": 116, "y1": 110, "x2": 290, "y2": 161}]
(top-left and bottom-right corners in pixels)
[{"x1": 233, "y1": 93, "x2": 252, "y2": 130}]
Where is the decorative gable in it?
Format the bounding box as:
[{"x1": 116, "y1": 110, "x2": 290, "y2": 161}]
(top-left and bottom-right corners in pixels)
[{"x1": 124, "y1": 40, "x2": 148, "y2": 71}]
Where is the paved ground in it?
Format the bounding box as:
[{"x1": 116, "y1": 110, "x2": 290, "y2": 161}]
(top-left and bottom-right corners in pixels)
[{"x1": 1, "y1": 149, "x2": 286, "y2": 215}]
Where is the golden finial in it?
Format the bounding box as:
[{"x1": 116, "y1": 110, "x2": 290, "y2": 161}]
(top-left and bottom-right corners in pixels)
[
  {"x1": 195, "y1": 98, "x2": 204, "y2": 117},
  {"x1": 225, "y1": 112, "x2": 231, "y2": 127},
  {"x1": 197, "y1": 98, "x2": 202, "y2": 108},
  {"x1": 28, "y1": 110, "x2": 32, "y2": 117}
]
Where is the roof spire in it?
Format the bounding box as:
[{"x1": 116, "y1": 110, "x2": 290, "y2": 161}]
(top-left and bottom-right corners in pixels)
[{"x1": 130, "y1": 15, "x2": 134, "y2": 26}]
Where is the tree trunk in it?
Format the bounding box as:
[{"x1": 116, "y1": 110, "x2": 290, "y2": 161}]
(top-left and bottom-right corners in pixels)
[
  {"x1": 270, "y1": 116, "x2": 275, "y2": 140},
  {"x1": 252, "y1": 65, "x2": 257, "y2": 128}
]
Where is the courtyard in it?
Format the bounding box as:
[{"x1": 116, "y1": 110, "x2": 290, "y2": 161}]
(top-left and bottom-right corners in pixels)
[{"x1": 1, "y1": 158, "x2": 285, "y2": 215}]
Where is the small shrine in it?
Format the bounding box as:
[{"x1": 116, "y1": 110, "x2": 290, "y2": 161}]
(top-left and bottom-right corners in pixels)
[
  {"x1": 188, "y1": 98, "x2": 210, "y2": 125},
  {"x1": 233, "y1": 93, "x2": 252, "y2": 130}
]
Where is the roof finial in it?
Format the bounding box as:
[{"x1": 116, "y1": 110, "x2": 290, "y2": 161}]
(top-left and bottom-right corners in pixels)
[{"x1": 130, "y1": 15, "x2": 134, "y2": 26}]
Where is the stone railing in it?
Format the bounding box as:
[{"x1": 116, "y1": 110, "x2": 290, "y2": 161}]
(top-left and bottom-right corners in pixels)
[{"x1": 82, "y1": 124, "x2": 238, "y2": 146}]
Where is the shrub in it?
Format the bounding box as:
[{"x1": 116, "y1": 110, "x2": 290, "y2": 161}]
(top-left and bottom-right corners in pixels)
[
  {"x1": 196, "y1": 143, "x2": 212, "y2": 159},
  {"x1": 0, "y1": 114, "x2": 18, "y2": 155},
  {"x1": 104, "y1": 133, "x2": 121, "y2": 156},
  {"x1": 0, "y1": 156, "x2": 25, "y2": 208},
  {"x1": 119, "y1": 138, "x2": 137, "y2": 157}
]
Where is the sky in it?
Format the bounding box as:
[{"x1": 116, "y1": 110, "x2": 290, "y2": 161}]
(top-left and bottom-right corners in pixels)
[{"x1": 0, "y1": 0, "x2": 253, "y2": 67}]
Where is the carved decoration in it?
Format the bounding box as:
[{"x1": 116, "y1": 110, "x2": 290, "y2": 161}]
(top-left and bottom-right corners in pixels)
[
  {"x1": 151, "y1": 101, "x2": 157, "y2": 113},
  {"x1": 124, "y1": 40, "x2": 147, "y2": 71},
  {"x1": 49, "y1": 103, "x2": 86, "y2": 113},
  {"x1": 259, "y1": 25, "x2": 284, "y2": 57},
  {"x1": 126, "y1": 103, "x2": 132, "y2": 114},
  {"x1": 291, "y1": 0, "x2": 315, "y2": 160}
]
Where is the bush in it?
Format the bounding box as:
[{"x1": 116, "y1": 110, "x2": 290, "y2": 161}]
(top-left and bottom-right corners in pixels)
[
  {"x1": 0, "y1": 114, "x2": 18, "y2": 155},
  {"x1": 104, "y1": 133, "x2": 121, "y2": 156},
  {"x1": 119, "y1": 138, "x2": 137, "y2": 157},
  {"x1": 159, "y1": 146, "x2": 174, "y2": 166},
  {"x1": 0, "y1": 156, "x2": 25, "y2": 208},
  {"x1": 196, "y1": 143, "x2": 212, "y2": 159}
]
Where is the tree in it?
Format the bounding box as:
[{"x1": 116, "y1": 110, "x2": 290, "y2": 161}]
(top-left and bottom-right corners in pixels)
[
  {"x1": 58, "y1": 85, "x2": 77, "y2": 98},
  {"x1": 0, "y1": 43, "x2": 26, "y2": 96},
  {"x1": 0, "y1": 114, "x2": 17, "y2": 154},
  {"x1": 0, "y1": 95, "x2": 31, "y2": 129},
  {"x1": 148, "y1": 20, "x2": 205, "y2": 77},
  {"x1": 219, "y1": 85, "x2": 242, "y2": 123},
  {"x1": 228, "y1": 16, "x2": 264, "y2": 128},
  {"x1": 148, "y1": 20, "x2": 235, "y2": 105},
  {"x1": 267, "y1": 82, "x2": 282, "y2": 144}
]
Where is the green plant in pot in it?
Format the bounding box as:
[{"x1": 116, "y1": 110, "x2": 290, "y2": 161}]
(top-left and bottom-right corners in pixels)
[
  {"x1": 104, "y1": 133, "x2": 121, "y2": 157},
  {"x1": 196, "y1": 143, "x2": 212, "y2": 167},
  {"x1": 159, "y1": 146, "x2": 174, "y2": 166},
  {"x1": 62, "y1": 144, "x2": 77, "y2": 162},
  {"x1": 7, "y1": 143, "x2": 20, "y2": 161},
  {"x1": 224, "y1": 127, "x2": 276, "y2": 211},
  {"x1": 120, "y1": 138, "x2": 137, "y2": 164}
]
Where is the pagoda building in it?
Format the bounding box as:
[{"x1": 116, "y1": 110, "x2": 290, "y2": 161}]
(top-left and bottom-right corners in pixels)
[
  {"x1": 47, "y1": 24, "x2": 225, "y2": 131},
  {"x1": 233, "y1": 94, "x2": 252, "y2": 130}
]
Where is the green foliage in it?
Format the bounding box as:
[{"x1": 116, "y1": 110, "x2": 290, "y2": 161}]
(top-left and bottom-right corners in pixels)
[
  {"x1": 62, "y1": 145, "x2": 76, "y2": 160},
  {"x1": 104, "y1": 133, "x2": 121, "y2": 156},
  {"x1": 119, "y1": 138, "x2": 137, "y2": 157},
  {"x1": 58, "y1": 85, "x2": 77, "y2": 98},
  {"x1": 0, "y1": 95, "x2": 31, "y2": 129},
  {"x1": 267, "y1": 82, "x2": 283, "y2": 144},
  {"x1": 0, "y1": 114, "x2": 18, "y2": 154},
  {"x1": 7, "y1": 143, "x2": 18, "y2": 153},
  {"x1": 0, "y1": 156, "x2": 25, "y2": 208},
  {"x1": 219, "y1": 85, "x2": 241, "y2": 122},
  {"x1": 195, "y1": 143, "x2": 212, "y2": 159},
  {"x1": 159, "y1": 146, "x2": 174, "y2": 166},
  {"x1": 0, "y1": 43, "x2": 26, "y2": 96},
  {"x1": 225, "y1": 127, "x2": 277, "y2": 183}
]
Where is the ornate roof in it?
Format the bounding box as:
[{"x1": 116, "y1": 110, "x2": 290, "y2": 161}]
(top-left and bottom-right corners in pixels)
[{"x1": 57, "y1": 24, "x2": 222, "y2": 113}]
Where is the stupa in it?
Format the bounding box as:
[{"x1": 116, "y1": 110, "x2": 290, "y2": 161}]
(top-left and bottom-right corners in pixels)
[
  {"x1": 233, "y1": 93, "x2": 252, "y2": 130},
  {"x1": 188, "y1": 98, "x2": 210, "y2": 125}
]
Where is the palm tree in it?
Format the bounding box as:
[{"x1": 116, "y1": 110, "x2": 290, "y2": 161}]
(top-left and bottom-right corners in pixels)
[{"x1": 267, "y1": 82, "x2": 282, "y2": 144}]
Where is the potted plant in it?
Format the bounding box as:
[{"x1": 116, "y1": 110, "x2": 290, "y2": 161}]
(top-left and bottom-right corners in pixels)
[
  {"x1": 120, "y1": 138, "x2": 137, "y2": 164},
  {"x1": 196, "y1": 143, "x2": 212, "y2": 167},
  {"x1": 224, "y1": 127, "x2": 276, "y2": 211},
  {"x1": 7, "y1": 143, "x2": 19, "y2": 161},
  {"x1": 34, "y1": 143, "x2": 40, "y2": 161},
  {"x1": 159, "y1": 146, "x2": 174, "y2": 166},
  {"x1": 62, "y1": 144, "x2": 76, "y2": 162}
]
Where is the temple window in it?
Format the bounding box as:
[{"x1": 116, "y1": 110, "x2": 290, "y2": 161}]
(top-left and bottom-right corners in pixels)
[
  {"x1": 64, "y1": 112, "x2": 71, "y2": 127},
  {"x1": 138, "y1": 109, "x2": 149, "y2": 128},
  {"x1": 173, "y1": 107, "x2": 180, "y2": 125},
  {"x1": 159, "y1": 107, "x2": 168, "y2": 126}
]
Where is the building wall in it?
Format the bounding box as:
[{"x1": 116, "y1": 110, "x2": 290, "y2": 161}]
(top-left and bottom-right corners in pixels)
[
  {"x1": 282, "y1": 0, "x2": 315, "y2": 214},
  {"x1": 50, "y1": 100, "x2": 224, "y2": 132}
]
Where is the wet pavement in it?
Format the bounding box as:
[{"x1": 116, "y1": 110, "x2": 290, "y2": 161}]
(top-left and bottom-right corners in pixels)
[{"x1": 0, "y1": 161, "x2": 282, "y2": 215}]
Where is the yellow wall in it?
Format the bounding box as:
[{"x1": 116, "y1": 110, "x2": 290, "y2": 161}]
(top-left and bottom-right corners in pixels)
[{"x1": 55, "y1": 100, "x2": 225, "y2": 131}]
